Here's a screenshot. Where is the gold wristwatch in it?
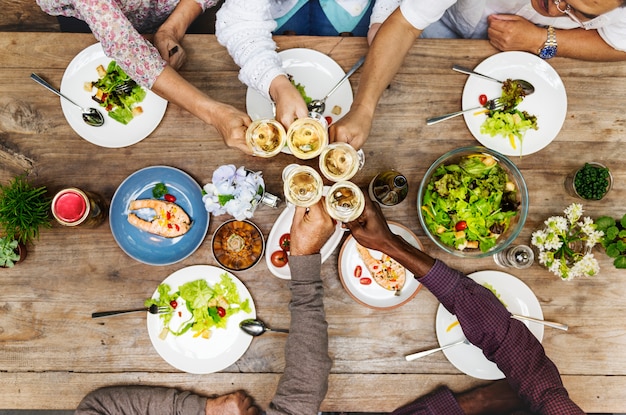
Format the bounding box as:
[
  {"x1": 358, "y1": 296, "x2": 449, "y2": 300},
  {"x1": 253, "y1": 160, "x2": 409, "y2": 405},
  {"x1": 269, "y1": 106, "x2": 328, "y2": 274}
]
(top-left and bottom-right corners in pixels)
[{"x1": 538, "y1": 26, "x2": 557, "y2": 59}]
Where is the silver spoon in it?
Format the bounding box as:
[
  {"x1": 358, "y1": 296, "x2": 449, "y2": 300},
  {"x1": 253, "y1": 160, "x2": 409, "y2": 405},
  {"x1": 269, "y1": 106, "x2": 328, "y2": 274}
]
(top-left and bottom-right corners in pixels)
[
  {"x1": 308, "y1": 55, "x2": 366, "y2": 114},
  {"x1": 452, "y1": 65, "x2": 535, "y2": 96},
  {"x1": 239, "y1": 318, "x2": 289, "y2": 336},
  {"x1": 405, "y1": 338, "x2": 469, "y2": 361},
  {"x1": 30, "y1": 73, "x2": 105, "y2": 127}
]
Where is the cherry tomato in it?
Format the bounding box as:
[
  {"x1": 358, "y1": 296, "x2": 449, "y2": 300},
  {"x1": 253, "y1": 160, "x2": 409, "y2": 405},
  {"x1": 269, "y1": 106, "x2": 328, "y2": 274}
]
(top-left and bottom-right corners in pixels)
[
  {"x1": 324, "y1": 116, "x2": 333, "y2": 126},
  {"x1": 270, "y1": 250, "x2": 289, "y2": 268},
  {"x1": 169, "y1": 300, "x2": 178, "y2": 309},
  {"x1": 478, "y1": 94, "x2": 488, "y2": 106},
  {"x1": 279, "y1": 233, "x2": 291, "y2": 252},
  {"x1": 354, "y1": 265, "x2": 362, "y2": 278},
  {"x1": 455, "y1": 220, "x2": 468, "y2": 231},
  {"x1": 359, "y1": 277, "x2": 372, "y2": 285},
  {"x1": 164, "y1": 194, "x2": 176, "y2": 202},
  {"x1": 217, "y1": 306, "x2": 226, "y2": 318}
]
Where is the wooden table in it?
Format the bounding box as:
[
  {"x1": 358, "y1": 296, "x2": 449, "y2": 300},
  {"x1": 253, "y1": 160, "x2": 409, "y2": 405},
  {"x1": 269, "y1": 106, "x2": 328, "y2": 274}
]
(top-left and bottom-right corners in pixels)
[{"x1": 1, "y1": 32, "x2": 625, "y2": 413}]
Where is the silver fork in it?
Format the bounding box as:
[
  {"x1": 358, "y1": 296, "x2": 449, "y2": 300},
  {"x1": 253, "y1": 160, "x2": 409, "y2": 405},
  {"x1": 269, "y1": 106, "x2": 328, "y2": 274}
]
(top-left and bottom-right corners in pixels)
[
  {"x1": 426, "y1": 98, "x2": 503, "y2": 125},
  {"x1": 113, "y1": 80, "x2": 136, "y2": 95},
  {"x1": 91, "y1": 304, "x2": 170, "y2": 318}
]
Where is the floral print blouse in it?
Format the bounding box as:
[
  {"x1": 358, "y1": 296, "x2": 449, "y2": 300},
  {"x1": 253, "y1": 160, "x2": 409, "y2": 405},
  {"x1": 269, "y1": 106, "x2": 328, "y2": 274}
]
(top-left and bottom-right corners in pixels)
[{"x1": 37, "y1": 0, "x2": 218, "y2": 88}]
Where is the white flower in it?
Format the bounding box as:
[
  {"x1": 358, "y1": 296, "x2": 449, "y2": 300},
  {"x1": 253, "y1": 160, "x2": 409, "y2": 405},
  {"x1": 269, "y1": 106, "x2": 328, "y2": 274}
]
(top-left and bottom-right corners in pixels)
[
  {"x1": 531, "y1": 203, "x2": 603, "y2": 281},
  {"x1": 202, "y1": 165, "x2": 265, "y2": 220}
]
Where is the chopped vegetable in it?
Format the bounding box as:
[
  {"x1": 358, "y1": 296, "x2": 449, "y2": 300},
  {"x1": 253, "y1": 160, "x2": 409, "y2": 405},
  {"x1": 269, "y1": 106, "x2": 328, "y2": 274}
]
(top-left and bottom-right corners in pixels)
[
  {"x1": 479, "y1": 79, "x2": 538, "y2": 151},
  {"x1": 145, "y1": 274, "x2": 252, "y2": 340},
  {"x1": 421, "y1": 153, "x2": 519, "y2": 253},
  {"x1": 89, "y1": 61, "x2": 146, "y2": 125},
  {"x1": 573, "y1": 163, "x2": 611, "y2": 200}
]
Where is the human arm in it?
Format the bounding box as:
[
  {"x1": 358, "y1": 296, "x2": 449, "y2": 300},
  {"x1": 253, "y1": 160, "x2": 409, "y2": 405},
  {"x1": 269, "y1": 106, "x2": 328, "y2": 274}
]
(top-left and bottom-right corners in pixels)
[
  {"x1": 215, "y1": 0, "x2": 308, "y2": 129},
  {"x1": 267, "y1": 201, "x2": 334, "y2": 414},
  {"x1": 150, "y1": 66, "x2": 252, "y2": 154},
  {"x1": 75, "y1": 386, "x2": 258, "y2": 415},
  {"x1": 330, "y1": 7, "x2": 422, "y2": 150},
  {"x1": 347, "y1": 197, "x2": 584, "y2": 414},
  {"x1": 488, "y1": 14, "x2": 626, "y2": 61}
]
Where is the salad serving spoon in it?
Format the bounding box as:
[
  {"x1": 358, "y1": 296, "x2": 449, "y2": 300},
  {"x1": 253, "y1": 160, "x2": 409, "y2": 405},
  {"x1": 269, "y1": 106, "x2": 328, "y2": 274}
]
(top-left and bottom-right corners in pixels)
[
  {"x1": 239, "y1": 318, "x2": 289, "y2": 336},
  {"x1": 452, "y1": 65, "x2": 535, "y2": 96},
  {"x1": 307, "y1": 55, "x2": 366, "y2": 114},
  {"x1": 91, "y1": 304, "x2": 169, "y2": 318},
  {"x1": 30, "y1": 73, "x2": 105, "y2": 127}
]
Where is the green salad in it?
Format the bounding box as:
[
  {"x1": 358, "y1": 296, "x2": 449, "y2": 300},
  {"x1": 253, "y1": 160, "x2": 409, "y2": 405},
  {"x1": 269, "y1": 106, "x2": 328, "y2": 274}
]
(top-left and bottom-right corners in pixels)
[
  {"x1": 420, "y1": 153, "x2": 520, "y2": 253},
  {"x1": 288, "y1": 74, "x2": 312, "y2": 105},
  {"x1": 89, "y1": 61, "x2": 146, "y2": 125},
  {"x1": 145, "y1": 273, "x2": 252, "y2": 340},
  {"x1": 479, "y1": 79, "x2": 537, "y2": 151}
]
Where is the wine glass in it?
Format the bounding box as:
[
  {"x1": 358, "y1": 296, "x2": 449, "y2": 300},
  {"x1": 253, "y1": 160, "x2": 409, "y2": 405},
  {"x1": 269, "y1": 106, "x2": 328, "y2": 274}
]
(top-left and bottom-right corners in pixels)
[
  {"x1": 282, "y1": 164, "x2": 324, "y2": 207},
  {"x1": 245, "y1": 119, "x2": 286, "y2": 158},
  {"x1": 286, "y1": 112, "x2": 328, "y2": 160},
  {"x1": 325, "y1": 181, "x2": 365, "y2": 223},
  {"x1": 319, "y1": 142, "x2": 363, "y2": 182}
]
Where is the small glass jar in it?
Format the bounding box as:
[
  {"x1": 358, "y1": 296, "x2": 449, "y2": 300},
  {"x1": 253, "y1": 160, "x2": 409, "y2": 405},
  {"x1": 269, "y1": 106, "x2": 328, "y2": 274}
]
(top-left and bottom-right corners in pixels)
[
  {"x1": 564, "y1": 162, "x2": 612, "y2": 201},
  {"x1": 368, "y1": 170, "x2": 409, "y2": 207},
  {"x1": 493, "y1": 244, "x2": 534, "y2": 269},
  {"x1": 51, "y1": 188, "x2": 107, "y2": 227}
]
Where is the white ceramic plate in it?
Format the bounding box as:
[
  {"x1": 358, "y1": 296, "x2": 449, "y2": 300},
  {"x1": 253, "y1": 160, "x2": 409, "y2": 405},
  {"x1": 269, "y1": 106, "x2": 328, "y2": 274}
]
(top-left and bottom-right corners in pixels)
[
  {"x1": 246, "y1": 48, "x2": 354, "y2": 124},
  {"x1": 147, "y1": 265, "x2": 256, "y2": 374},
  {"x1": 435, "y1": 270, "x2": 544, "y2": 380},
  {"x1": 60, "y1": 43, "x2": 168, "y2": 148},
  {"x1": 462, "y1": 51, "x2": 566, "y2": 156},
  {"x1": 265, "y1": 203, "x2": 345, "y2": 279},
  {"x1": 338, "y1": 222, "x2": 423, "y2": 310}
]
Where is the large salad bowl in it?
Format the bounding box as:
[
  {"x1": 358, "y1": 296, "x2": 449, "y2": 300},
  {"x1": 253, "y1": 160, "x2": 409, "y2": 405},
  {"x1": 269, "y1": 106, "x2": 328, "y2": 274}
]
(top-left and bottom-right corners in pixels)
[{"x1": 417, "y1": 146, "x2": 528, "y2": 258}]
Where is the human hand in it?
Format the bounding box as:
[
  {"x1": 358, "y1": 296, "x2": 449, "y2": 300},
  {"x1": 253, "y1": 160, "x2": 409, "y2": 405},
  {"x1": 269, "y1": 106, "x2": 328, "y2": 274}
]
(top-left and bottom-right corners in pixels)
[
  {"x1": 154, "y1": 25, "x2": 187, "y2": 70},
  {"x1": 345, "y1": 194, "x2": 397, "y2": 252},
  {"x1": 209, "y1": 103, "x2": 253, "y2": 154},
  {"x1": 205, "y1": 391, "x2": 259, "y2": 415},
  {"x1": 487, "y1": 14, "x2": 546, "y2": 54},
  {"x1": 269, "y1": 75, "x2": 309, "y2": 130},
  {"x1": 290, "y1": 200, "x2": 335, "y2": 256},
  {"x1": 328, "y1": 105, "x2": 373, "y2": 150}
]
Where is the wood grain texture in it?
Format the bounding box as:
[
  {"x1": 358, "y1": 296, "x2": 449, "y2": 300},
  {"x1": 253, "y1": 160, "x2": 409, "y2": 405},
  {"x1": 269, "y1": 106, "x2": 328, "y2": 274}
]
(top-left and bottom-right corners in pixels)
[{"x1": 1, "y1": 33, "x2": 625, "y2": 412}]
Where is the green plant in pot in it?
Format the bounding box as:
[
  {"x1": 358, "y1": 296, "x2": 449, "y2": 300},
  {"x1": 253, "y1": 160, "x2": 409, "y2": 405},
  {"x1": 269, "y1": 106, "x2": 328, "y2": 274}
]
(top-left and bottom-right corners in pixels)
[
  {"x1": 0, "y1": 236, "x2": 24, "y2": 268},
  {"x1": 0, "y1": 175, "x2": 52, "y2": 245},
  {"x1": 596, "y1": 213, "x2": 626, "y2": 269}
]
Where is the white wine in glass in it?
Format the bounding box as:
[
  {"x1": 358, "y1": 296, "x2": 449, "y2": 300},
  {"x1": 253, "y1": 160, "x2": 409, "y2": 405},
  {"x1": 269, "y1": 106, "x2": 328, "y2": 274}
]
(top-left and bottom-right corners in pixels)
[
  {"x1": 286, "y1": 114, "x2": 328, "y2": 160},
  {"x1": 282, "y1": 165, "x2": 324, "y2": 207},
  {"x1": 325, "y1": 181, "x2": 365, "y2": 222},
  {"x1": 245, "y1": 119, "x2": 286, "y2": 157},
  {"x1": 319, "y1": 142, "x2": 361, "y2": 182}
]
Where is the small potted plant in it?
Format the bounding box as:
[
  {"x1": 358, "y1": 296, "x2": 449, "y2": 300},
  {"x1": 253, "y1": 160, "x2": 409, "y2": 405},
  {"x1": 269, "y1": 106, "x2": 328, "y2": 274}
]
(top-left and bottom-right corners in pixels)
[
  {"x1": 0, "y1": 175, "x2": 52, "y2": 245},
  {"x1": 0, "y1": 236, "x2": 26, "y2": 268},
  {"x1": 595, "y1": 213, "x2": 626, "y2": 269}
]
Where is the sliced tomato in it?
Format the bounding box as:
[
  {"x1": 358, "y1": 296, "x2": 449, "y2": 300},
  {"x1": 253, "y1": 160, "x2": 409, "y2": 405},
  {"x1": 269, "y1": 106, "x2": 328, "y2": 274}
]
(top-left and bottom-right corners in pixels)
[
  {"x1": 164, "y1": 194, "x2": 176, "y2": 202},
  {"x1": 354, "y1": 265, "x2": 362, "y2": 278},
  {"x1": 270, "y1": 250, "x2": 289, "y2": 267},
  {"x1": 478, "y1": 94, "x2": 488, "y2": 106},
  {"x1": 279, "y1": 233, "x2": 291, "y2": 252},
  {"x1": 455, "y1": 220, "x2": 468, "y2": 231},
  {"x1": 359, "y1": 277, "x2": 372, "y2": 285}
]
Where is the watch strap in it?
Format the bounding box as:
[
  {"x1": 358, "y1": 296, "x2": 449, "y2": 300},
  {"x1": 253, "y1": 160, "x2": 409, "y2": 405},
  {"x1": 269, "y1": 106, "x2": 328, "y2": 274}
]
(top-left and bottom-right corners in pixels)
[{"x1": 538, "y1": 26, "x2": 557, "y2": 59}]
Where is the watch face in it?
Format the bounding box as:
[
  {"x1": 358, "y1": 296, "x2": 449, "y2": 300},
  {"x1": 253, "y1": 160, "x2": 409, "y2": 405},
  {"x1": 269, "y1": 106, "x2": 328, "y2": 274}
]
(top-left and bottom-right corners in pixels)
[{"x1": 540, "y1": 45, "x2": 557, "y2": 59}]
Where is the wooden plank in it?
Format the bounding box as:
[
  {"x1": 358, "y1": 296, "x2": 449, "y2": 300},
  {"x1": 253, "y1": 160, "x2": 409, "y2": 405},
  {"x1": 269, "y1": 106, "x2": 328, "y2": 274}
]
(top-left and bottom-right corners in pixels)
[
  {"x1": 0, "y1": 1, "x2": 59, "y2": 32},
  {"x1": 0, "y1": 373, "x2": 623, "y2": 413}
]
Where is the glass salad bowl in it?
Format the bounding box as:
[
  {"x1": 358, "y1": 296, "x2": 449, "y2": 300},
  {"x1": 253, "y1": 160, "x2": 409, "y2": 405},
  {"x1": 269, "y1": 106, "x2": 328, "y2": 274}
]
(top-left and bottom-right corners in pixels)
[{"x1": 417, "y1": 146, "x2": 528, "y2": 258}]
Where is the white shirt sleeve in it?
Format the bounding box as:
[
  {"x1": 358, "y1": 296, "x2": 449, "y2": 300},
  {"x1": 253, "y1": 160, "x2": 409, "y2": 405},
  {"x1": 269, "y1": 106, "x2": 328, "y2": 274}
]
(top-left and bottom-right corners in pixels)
[
  {"x1": 369, "y1": 0, "x2": 402, "y2": 26},
  {"x1": 399, "y1": 0, "x2": 458, "y2": 30},
  {"x1": 215, "y1": 0, "x2": 285, "y2": 101}
]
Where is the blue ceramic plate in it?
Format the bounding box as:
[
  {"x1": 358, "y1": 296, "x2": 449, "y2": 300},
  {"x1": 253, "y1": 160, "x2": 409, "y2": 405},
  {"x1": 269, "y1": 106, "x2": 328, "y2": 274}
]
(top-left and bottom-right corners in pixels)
[{"x1": 110, "y1": 166, "x2": 209, "y2": 266}]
